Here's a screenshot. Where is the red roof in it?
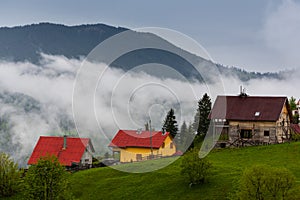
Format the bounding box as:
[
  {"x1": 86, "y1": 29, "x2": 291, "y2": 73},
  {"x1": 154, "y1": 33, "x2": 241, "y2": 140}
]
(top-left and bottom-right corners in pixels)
[
  {"x1": 210, "y1": 96, "x2": 290, "y2": 121},
  {"x1": 28, "y1": 136, "x2": 93, "y2": 166},
  {"x1": 109, "y1": 130, "x2": 169, "y2": 148},
  {"x1": 291, "y1": 124, "x2": 300, "y2": 134}
]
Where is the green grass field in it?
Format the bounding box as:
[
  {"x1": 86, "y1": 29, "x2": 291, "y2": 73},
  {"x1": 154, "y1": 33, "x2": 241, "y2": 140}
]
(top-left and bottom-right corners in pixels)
[{"x1": 69, "y1": 142, "x2": 300, "y2": 200}]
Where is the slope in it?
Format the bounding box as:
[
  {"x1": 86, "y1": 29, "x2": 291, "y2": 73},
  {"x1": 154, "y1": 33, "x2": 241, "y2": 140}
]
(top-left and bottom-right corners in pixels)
[{"x1": 69, "y1": 142, "x2": 300, "y2": 200}]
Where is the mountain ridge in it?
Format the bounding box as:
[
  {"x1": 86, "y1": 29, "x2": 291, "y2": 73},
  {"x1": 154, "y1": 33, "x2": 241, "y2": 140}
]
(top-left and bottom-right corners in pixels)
[{"x1": 0, "y1": 22, "x2": 283, "y2": 82}]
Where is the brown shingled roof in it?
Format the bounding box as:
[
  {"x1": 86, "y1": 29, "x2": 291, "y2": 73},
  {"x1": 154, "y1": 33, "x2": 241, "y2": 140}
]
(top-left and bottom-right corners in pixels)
[{"x1": 210, "y1": 96, "x2": 290, "y2": 121}]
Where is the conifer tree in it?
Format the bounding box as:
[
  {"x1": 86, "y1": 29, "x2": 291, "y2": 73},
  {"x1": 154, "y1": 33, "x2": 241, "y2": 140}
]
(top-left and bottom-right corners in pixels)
[
  {"x1": 193, "y1": 93, "x2": 212, "y2": 137},
  {"x1": 179, "y1": 121, "x2": 194, "y2": 151},
  {"x1": 180, "y1": 121, "x2": 188, "y2": 145},
  {"x1": 162, "y1": 108, "x2": 178, "y2": 138}
]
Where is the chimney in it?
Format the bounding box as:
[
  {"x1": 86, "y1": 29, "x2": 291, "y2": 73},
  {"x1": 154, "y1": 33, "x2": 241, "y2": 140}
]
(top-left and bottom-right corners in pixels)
[
  {"x1": 239, "y1": 86, "x2": 248, "y2": 97},
  {"x1": 63, "y1": 135, "x2": 67, "y2": 149}
]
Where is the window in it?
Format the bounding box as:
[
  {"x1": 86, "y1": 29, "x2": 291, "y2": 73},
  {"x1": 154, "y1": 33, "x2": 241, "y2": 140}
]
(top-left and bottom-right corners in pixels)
[
  {"x1": 264, "y1": 130, "x2": 270, "y2": 137},
  {"x1": 136, "y1": 154, "x2": 142, "y2": 161},
  {"x1": 85, "y1": 159, "x2": 89, "y2": 162},
  {"x1": 240, "y1": 129, "x2": 252, "y2": 139},
  {"x1": 162, "y1": 142, "x2": 165, "y2": 148},
  {"x1": 170, "y1": 142, "x2": 174, "y2": 149}
]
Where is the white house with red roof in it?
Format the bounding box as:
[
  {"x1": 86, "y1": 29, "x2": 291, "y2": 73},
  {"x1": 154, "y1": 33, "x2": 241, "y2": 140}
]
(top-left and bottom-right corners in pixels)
[
  {"x1": 28, "y1": 136, "x2": 94, "y2": 168},
  {"x1": 109, "y1": 130, "x2": 176, "y2": 163}
]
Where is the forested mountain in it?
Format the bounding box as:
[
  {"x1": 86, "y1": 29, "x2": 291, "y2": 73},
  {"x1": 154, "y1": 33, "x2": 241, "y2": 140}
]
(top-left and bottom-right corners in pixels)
[
  {"x1": 0, "y1": 23, "x2": 287, "y2": 166},
  {"x1": 0, "y1": 22, "x2": 282, "y2": 81}
]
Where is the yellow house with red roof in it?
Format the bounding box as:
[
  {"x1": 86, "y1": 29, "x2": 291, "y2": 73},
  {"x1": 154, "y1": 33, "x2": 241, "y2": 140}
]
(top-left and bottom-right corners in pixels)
[{"x1": 109, "y1": 130, "x2": 176, "y2": 163}]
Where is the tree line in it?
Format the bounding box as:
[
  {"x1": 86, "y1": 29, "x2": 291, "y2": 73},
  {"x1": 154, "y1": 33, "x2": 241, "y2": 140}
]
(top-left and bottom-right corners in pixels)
[{"x1": 162, "y1": 93, "x2": 212, "y2": 151}]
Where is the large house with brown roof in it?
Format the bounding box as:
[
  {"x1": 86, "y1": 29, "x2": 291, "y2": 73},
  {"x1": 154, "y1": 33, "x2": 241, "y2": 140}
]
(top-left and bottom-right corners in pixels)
[
  {"x1": 109, "y1": 130, "x2": 176, "y2": 163},
  {"x1": 210, "y1": 94, "x2": 292, "y2": 147},
  {"x1": 28, "y1": 136, "x2": 95, "y2": 168}
]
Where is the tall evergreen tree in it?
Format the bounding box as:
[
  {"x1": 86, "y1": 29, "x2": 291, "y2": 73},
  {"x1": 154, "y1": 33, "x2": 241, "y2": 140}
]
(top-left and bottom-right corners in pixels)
[
  {"x1": 188, "y1": 122, "x2": 195, "y2": 149},
  {"x1": 162, "y1": 108, "x2": 178, "y2": 138},
  {"x1": 193, "y1": 93, "x2": 212, "y2": 137},
  {"x1": 180, "y1": 121, "x2": 188, "y2": 145},
  {"x1": 178, "y1": 121, "x2": 194, "y2": 151}
]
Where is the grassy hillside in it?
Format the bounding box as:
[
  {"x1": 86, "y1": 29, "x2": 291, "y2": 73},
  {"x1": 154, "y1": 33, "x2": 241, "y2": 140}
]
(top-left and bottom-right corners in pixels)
[{"x1": 69, "y1": 142, "x2": 300, "y2": 200}]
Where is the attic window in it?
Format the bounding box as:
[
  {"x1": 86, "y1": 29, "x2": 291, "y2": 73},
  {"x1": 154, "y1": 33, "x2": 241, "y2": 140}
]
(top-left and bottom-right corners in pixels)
[{"x1": 255, "y1": 112, "x2": 260, "y2": 117}]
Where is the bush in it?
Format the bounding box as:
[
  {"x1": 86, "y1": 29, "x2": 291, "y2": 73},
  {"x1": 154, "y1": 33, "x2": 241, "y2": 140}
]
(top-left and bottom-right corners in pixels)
[
  {"x1": 24, "y1": 155, "x2": 73, "y2": 200},
  {"x1": 290, "y1": 132, "x2": 300, "y2": 141},
  {"x1": 181, "y1": 148, "x2": 212, "y2": 185},
  {"x1": 0, "y1": 152, "x2": 21, "y2": 197},
  {"x1": 237, "y1": 165, "x2": 299, "y2": 200}
]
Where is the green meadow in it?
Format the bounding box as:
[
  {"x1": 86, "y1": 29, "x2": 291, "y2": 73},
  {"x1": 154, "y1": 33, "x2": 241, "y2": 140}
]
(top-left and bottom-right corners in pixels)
[{"x1": 68, "y1": 142, "x2": 300, "y2": 200}]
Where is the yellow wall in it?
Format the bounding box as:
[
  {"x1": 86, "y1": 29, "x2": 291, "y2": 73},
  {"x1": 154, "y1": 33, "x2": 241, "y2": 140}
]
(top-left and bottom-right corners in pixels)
[
  {"x1": 157, "y1": 135, "x2": 176, "y2": 156},
  {"x1": 113, "y1": 135, "x2": 176, "y2": 163}
]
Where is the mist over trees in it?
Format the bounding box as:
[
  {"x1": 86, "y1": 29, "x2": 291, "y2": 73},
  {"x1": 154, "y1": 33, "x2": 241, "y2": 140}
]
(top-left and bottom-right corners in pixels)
[{"x1": 0, "y1": 23, "x2": 284, "y2": 82}]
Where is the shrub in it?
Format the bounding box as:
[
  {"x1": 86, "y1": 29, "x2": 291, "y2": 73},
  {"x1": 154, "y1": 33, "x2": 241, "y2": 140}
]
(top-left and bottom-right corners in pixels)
[
  {"x1": 237, "y1": 165, "x2": 299, "y2": 200},
  {"x1": 290, "y1": 132, "x2": 300, "y2": 141},
  {"x1": 181, "y1": 148, "x2": 212, "y2": 185},
  {"x1": 238, "y1": 165, "x2": 269, "y2": 200},
  {"x1": 0, "y1": 152, "x2": 21, "y2": 197},
  {"x1": 23, "y1": 155, "x2": 73, "y2": 200}
]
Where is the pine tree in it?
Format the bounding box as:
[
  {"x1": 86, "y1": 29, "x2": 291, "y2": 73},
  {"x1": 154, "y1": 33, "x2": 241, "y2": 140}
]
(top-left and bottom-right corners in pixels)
[
  {"x1": 188, "y1": 122, "x2": 195, "y2": 149},
  {"x1": 162, "y1": 108, "x2": 178, "y2": 138},
  {"x1": 178, "y1": 121, "x2": 189, "y2": 151},
  {"x1": 193, "y1": 93, "x2": 212, "y2": 137},
  {"x1": 180, "y1": 121, "x2": 188, "y2": 145}
]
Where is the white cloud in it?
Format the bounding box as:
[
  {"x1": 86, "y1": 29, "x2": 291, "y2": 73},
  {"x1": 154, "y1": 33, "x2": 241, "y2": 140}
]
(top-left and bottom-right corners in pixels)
[
  {"x1": 207, "y1": 0, "x2": 300, "y2": 72},
  {"x1": 0, "y1": 54, "x2": 298, "y2": 166},
  {"x1": 263, "y1": 0, "x2": 300, "y2": 69}
]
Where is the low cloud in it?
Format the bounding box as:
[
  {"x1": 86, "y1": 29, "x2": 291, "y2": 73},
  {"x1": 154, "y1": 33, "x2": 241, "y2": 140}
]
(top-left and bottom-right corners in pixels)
[{"x1": 0, "y1": 54, "x2": 298, "y2": 166}]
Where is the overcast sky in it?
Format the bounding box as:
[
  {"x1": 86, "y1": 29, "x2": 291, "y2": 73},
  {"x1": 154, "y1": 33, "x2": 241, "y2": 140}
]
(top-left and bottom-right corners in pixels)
[{"x1": 1, "y1": 0, "x2": 299, "y2": 72}]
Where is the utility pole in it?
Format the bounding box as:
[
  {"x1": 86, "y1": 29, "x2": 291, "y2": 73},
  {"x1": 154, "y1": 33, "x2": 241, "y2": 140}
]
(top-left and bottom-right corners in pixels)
[{"x1": 149, "y1": 119, "x2": 153, "y2": 158}]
